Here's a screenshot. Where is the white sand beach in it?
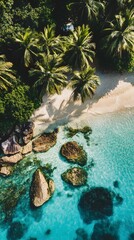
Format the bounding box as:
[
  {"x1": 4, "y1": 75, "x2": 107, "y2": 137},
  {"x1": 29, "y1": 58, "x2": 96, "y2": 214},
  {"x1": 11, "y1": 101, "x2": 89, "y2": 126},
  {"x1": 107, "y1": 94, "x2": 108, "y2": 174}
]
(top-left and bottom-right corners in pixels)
[{"x1": 31, "y1": 72, "x2": 134, "y2": 136}]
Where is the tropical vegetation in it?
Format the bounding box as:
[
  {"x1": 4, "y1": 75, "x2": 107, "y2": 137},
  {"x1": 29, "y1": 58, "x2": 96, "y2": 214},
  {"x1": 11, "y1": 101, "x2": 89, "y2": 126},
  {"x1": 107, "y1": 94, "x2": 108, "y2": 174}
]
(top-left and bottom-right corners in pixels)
[
  {"x1": 0, "y1": 0, "x2": 133, "y2": 136},
  {"x1": 29, "y1": 53, "x2": 69, "y2": 97},
  {"x1": 0, "y1": 55, "x2": 16, "y2": 91},
  {"x1": 70, "y1": 67, "x2": 100, "y2": 103}
]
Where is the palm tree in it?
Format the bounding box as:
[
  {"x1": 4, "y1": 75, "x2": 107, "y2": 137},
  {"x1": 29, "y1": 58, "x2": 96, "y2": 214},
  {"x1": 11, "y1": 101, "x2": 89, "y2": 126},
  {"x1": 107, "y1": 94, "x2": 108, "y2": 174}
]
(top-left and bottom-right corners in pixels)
[
  {"x1": 0, "y1": 55, "x2": 16, "y2": 91},
  {"x1": 63, "y1": 25, "x2": 95, "y2": 69},
  {"x1": 39, "y1": 25, "x2": 66, "y2": 56},
  {"x1": 15, "y1": 28, "x2": 39, "y2": 67},
  {"x1": 29, "y1": 53, "x2": 69, "y2": 97},
  {"x1": 102, "y1": 12, "x2": 134, "y2": 58},
  {"x1": 105, "y1": 0, "x2": 134, "y2": 18},
  {"x1": 68, "y1": 0, "x2": 105, "y2": 24},
  {"x1": 69, "y1": 67, "x2": 100, "y2": 103}
]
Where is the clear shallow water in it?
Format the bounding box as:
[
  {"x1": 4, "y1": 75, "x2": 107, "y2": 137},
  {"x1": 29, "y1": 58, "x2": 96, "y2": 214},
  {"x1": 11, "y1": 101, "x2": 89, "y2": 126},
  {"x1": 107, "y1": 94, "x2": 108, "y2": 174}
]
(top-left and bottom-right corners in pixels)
[{"x1": 0, "y1": 109, "x2": 134, "y2": 240}]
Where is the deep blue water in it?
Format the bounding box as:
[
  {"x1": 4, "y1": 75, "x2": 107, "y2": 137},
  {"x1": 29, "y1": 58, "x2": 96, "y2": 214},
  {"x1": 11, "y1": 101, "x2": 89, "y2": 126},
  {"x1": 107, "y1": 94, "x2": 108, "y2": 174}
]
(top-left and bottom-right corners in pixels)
[{"x1": 0, "y1": 109, "x2": 134, "y2": 240}]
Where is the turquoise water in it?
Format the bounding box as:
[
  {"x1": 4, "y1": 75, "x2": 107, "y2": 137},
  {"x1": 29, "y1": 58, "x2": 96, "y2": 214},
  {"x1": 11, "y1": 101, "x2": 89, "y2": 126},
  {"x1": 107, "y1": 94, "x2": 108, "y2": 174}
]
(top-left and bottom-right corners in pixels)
[{"x1": 0, "y1": 109, "x2": 134, "y2": 240}]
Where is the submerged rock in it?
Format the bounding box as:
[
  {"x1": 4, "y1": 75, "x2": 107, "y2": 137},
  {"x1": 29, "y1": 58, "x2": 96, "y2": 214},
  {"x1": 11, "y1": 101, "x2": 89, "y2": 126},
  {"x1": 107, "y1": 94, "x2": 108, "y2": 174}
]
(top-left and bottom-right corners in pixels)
[
  {"x1": 91, "y1": 220, "x2": 120, "y2": 240},
  {"x1": 0, "y1": 165, "x2": 13, "y2": 176},
  {"x1": 78, "y1": 187, "x2": 113, "y2": 223},
  {"x1": 61, "y1": 167, "x2": 87, "y2": 186},
  {"x1": 129, "y1": 233, "x2": 134, "y2": 240},
  {"x1": 7, "y1": 221, "x2": 27, "y2": 240},
  {"x1": 113, "y1": 180, "x2": 119, "y2": 188},
  {"x1": 1, "y1": 136, "x2": 22, "y2": 155},
  {"x1": 32, "y1": 131, "x2": 57, "y2": 152},
  {"x1": 75, "y1": 228, "x2": 88, "y2": 240},
  {"x1": 0, "y1": 153, "x2": 23, "y2": 164},
  {"x1": 45, "y1": 229, "x2": 51, "y2": 235},
  {"x1": 60, "y1": 141, "x2": 87, "y2": 166},
  {"x1": 30, "y1": 169, "x2": 55, "y2": 207}
]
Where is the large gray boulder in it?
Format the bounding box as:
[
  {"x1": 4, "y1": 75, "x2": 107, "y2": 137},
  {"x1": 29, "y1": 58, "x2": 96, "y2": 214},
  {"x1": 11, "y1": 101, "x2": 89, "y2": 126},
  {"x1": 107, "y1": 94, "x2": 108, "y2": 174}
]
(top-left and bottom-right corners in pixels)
[
  {"x1": 30, "y1": 169, "x2": 55, "y2": 207},
  {"x1": 0, "y1": 153, "x2": 23, "y2": 164},
  {"x1": 1, "y1": 136, "x2": 22, "y2": 155},
  {"x1": 32, "y1": 131, "x2": 57, "y2": 152}
]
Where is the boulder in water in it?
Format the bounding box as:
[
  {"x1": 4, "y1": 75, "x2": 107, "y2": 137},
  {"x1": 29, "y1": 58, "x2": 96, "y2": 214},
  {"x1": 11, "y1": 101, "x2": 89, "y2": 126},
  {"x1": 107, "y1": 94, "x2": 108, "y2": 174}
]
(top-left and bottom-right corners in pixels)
[
  {"x1": 61, "y1": 167, "x2": 87, "y2": 186},
  {"x1": 30, "y1": 169, "x2": 55, "y2": 207},
  {"x1": 32, "y1": 131, "x2": 57, "y2": 152},
  {"x1": 60, "y1": 141, "x2": 87, "y2": 166}
]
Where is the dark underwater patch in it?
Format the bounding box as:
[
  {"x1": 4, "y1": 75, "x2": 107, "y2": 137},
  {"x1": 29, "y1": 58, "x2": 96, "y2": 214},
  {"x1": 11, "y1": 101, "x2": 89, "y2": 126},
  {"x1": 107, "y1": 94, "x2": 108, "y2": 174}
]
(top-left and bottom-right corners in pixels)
[
  {"x1": 78, "y1": 187, "x2": 113, "y2": 224},
  {"x1": 7, "y1": 221, "x2": 27, "y2": 240},
  {"x1": 91, "y1": 220, "x2": 120, "y2": 240}
]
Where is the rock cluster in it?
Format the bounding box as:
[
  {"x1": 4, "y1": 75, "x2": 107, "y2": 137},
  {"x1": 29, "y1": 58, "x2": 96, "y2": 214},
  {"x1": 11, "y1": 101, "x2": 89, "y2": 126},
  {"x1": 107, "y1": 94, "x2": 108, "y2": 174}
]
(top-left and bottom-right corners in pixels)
[
  {"x1": 0, "y1": 123, "x2": 58, "y2": 177},
  {"x1": 0, "y1": 122, "x2": 34, "y2": 176},
  {"x1": 60, "y1": 140, "x2": 88, "y2": 187}
]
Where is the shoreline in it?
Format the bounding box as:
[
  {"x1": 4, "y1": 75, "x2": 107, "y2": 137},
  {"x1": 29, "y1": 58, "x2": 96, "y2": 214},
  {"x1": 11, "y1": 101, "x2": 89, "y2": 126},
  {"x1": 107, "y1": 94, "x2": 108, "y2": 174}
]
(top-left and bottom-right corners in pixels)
[{"x1": 31, "y1": 72, "x2": 134, "y2": 136}]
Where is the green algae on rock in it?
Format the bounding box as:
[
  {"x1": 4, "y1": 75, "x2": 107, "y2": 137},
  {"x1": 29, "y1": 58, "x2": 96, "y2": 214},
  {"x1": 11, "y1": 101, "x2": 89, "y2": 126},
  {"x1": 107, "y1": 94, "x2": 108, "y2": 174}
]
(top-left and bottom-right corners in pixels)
[
  {"x1": 61, "y1": 167, "x2": 87, "y2": 186},
  {"x1": 65, "y1": 126, "x2": 92, "y2": 138},
  {"x1": 32, "y1": 130, "x2": 57, "y2": 153},
  {"x1": 60, "y1": 141, "x2": 87, "y2": 166}
]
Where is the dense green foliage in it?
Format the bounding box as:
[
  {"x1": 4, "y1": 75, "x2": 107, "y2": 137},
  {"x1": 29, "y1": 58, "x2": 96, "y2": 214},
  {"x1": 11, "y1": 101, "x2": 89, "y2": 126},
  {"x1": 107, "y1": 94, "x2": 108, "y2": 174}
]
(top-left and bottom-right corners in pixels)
[
  {"x1": 0, "y1": 55, "x2": 16, "y2": 90},
  {"x1": 0, "y1": 0, "x2": 133, "y2": 136},
  {"x1": 0, "y1": 84, "x2": 38, "y2": 137}
]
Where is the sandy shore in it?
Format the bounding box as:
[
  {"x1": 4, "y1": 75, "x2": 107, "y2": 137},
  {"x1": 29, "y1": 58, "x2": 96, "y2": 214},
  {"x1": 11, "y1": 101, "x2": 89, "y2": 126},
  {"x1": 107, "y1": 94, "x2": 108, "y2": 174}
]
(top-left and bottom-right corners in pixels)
[{"x1": 31, "y1": 72, "x2": 134, "y2": 136}]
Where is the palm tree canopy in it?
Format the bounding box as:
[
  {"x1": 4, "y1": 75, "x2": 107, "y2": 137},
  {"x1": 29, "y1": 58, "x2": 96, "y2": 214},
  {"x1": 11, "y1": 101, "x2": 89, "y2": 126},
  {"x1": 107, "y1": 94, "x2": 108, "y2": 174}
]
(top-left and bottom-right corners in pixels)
[
  {"x1": 29, "y1": 53, "x2": 69, "y2": 97},
  {"x1": 15, "y1": 28, "x2": 39, "y2": 67},
  {"x1": 64, "y1": 25, "x2": 95, "y2": 69},
  {"x1": 68, "y1": 0, "x2": 105, "y2": 23},
  {"x1": 102, "y1": 12, "x2": 134, "y2": 57},
  {"x1": 38, "y1": 25, "x2": 66, "y2": 56},
  {"x1": 69, "y1": 67, "x2": 100, "y2": 103},
  {"x1": 0, "y1": 55, "x2": 16, "y2": 91}
]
